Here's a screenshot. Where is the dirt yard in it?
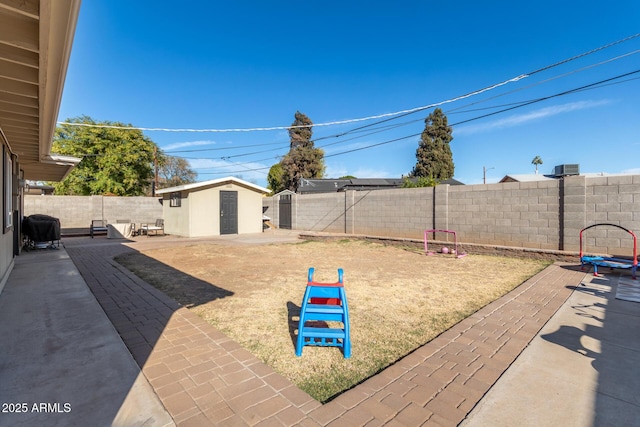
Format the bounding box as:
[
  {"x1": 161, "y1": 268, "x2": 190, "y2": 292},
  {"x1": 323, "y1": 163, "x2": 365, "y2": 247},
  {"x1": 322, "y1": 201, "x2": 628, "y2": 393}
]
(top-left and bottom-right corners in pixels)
[{"x1": 115, "y1": 239, "x2": 550, "y2": 402}]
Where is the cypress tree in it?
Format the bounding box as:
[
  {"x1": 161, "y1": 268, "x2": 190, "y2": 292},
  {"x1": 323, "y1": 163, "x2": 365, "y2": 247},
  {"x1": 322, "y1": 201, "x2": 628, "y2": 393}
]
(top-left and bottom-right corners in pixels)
[
  {"x1": 411, "y1": 108, "x2": 454, "y2": 180},
  {"x1": 281, "y1": 111, "x2": 325, "y2": 192}
]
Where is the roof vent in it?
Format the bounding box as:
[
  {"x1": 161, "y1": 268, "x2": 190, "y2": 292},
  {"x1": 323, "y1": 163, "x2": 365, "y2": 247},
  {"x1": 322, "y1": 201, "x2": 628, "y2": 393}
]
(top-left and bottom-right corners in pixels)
[{"x1": 554, "y1": 164, "x2": 580, "y2": 177}]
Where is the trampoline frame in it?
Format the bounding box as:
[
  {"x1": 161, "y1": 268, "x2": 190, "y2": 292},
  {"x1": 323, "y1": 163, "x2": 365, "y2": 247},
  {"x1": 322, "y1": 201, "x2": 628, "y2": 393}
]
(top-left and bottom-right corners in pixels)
[{"x1": 579, "y1": 223, "x2": 637, "y2": 279}]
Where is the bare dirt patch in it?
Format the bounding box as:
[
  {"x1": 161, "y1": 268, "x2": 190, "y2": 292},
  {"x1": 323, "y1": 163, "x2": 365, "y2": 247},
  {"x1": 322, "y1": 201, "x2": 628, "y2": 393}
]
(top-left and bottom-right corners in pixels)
[{"x1": 115, "y1": 239, "x2": 550, "y2": 402}]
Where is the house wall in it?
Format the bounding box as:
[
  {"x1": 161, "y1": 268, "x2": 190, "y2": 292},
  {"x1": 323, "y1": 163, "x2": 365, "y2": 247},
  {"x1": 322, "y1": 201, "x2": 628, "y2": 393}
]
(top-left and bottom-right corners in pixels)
[
  {"x1": 24, "y1": 195, "x2": 163, "y2": 229},
  {"x1": 0, "y1": 143, "x2": 15, "y2": 295},
  {"x1": 0, "y1": 230, "x2": 12, "y2": 295},
  {"x1": 264, "y1": 175, "x2": 640, "y2": 256}
]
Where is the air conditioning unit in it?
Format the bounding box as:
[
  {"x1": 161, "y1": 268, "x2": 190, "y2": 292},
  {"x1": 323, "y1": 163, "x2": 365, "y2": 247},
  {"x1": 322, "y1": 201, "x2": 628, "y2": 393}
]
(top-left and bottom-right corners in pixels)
[{"x1": 554, "y1": 164, "x2": 580, "y2": 177}]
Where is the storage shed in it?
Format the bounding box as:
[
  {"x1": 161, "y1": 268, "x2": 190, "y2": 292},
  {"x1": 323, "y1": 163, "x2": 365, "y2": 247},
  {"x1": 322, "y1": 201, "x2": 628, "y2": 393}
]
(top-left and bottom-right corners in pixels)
[{"x1": 156, "y1": 177, "x2": 269, "y2": 237}]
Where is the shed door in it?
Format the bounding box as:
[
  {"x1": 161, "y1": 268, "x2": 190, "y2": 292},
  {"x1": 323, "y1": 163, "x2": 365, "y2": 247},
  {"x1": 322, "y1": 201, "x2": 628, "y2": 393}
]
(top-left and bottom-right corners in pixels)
[
  {"x1": 279, "y1": 194, "x2": 292, "y2": 229},
  {"x1": 220, "y1": 191, "x2": 238, "y2": 234}
]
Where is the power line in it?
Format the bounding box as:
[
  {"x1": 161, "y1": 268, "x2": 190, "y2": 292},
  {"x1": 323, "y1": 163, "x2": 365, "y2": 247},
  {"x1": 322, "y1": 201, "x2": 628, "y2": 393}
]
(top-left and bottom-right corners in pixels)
[
  {"x1": 324, "y1": 69, "x2": 640, "y2": 159},
  {"x1": 165, "y1": 50, "x2": 640, "y2": 159},
  {"x1": 446, "y1": 49, "x2": 640, "y2": 115},
  {"x1": 57, "y1": 72, "x2": 526, "y2": 133},
  {"x1": 56, "y1": 36, "x2": 640, "y2": 177},
  {"x1": 169, "y1": 45, "x2": 640, "y2": 163},
  {"x1": 57, "y1": 34, "x2": 640, "y2": 134},
  {"x1": 166, "y1": 140, "x2": 287, "y2": 153},
  {"x1": 190, "y1": 68, "x2": 640, "y2": 173},
  {"x1": 325, "y1": 48, "x2": 640, "y2": 140}
]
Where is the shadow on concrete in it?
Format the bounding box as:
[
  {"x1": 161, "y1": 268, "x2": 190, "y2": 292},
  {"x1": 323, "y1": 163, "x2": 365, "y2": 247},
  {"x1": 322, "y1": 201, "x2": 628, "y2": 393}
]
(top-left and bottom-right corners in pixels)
[
  {"x1": 541, "y1": 272, "x2": 640, "y2": 425},
  {"x1": 541, "y1": 324, "x2": 600, "y2": 359},
  {"x1": 0, "y1": 235, "x2": 239, "y2": 426}
]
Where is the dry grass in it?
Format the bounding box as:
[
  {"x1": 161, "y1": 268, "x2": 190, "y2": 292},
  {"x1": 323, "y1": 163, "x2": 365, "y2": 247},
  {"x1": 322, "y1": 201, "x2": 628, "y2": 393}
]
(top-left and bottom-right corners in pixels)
[{"x1": 115, "y1": 239, "x2": 551, "y2": 402}]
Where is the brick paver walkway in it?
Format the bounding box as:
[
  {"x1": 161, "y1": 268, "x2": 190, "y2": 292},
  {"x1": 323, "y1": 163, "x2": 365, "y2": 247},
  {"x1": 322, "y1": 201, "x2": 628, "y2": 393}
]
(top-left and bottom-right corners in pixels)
[{"x1": 64, "y1": 237, "x2": 585, "y2": 426}]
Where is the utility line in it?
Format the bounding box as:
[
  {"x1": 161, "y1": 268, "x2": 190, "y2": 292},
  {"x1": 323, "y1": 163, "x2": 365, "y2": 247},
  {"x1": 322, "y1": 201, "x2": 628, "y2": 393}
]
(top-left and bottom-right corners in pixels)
[
  {"x1": 166, "y1": 140, "x2": 287, "y2": 153},
  {"x1": 181, "y1": 69, "x2": 640, "y2": 161},
  {"x1": 168, "y1": 47, "x2": 640, "y2": 158},
  {"x1": 324, "y1": 69, "x2": 640, "y2": 158},
  {"x1": 192, "y1": 68, "x2": 640, "y2": 173},
  {"x1": 58, "y1": 34, "x2": 640, "y2": 134},
  {"x1": 327, "y1": 49, "x2": 640, "y2": 139},
  {"x1": 191, "y1": 70, "x2": 640, "y2": 165}
]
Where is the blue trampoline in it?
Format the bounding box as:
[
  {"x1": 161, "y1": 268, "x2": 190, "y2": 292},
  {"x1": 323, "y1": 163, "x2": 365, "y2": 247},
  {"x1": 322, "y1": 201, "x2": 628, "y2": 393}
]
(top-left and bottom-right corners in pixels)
[{"x1": 580, "y1": 223, "x2": 637, "y2": 279}]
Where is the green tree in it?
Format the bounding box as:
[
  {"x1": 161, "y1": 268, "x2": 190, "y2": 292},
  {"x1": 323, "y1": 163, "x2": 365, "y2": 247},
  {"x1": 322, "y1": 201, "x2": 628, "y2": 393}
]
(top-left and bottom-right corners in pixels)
[
  {"x1": 280, "y1": 111, "x2": 325, "y2": 192},
  {"x1": 267, "y1": 163, "x2": 286, "y2": 194},
  {"x1": 531, "y1": 155, "x2": 543, "y2": 174},
  {"x1": 401, "y1": 176, "x2": 438, "y2": 188},
  {"x1": 411, "y1": 108, "x2": 454, "y2": 180},
  {"x1": 159, "y1": 155, "x2": 197, "y2": 188},
  {"x1": 51, "y1": 116, "x2": 156, "y2": 195},
  {"x1": 288, "y1": 110, "x2": 314, "y2": 149}
]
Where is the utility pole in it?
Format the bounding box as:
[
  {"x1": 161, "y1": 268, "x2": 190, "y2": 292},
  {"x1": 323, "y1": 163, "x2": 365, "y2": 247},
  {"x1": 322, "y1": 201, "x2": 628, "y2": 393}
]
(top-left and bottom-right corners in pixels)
[
  {"x1": 153, "y1": 146, "x2": 158, "y2": 196},
  {"x1": 483, "y1": 166, "x2": 494, "y2": 184}
]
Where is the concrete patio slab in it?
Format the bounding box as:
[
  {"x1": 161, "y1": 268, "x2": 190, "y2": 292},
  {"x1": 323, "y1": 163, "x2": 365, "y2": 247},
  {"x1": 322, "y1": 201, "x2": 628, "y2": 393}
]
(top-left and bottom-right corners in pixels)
[
  {"x1": 0, "y1": 248, "x2": 173, "y2": 427},
  {"x1": 462, "y1": 271, "x2": 640, "y2": 427}
]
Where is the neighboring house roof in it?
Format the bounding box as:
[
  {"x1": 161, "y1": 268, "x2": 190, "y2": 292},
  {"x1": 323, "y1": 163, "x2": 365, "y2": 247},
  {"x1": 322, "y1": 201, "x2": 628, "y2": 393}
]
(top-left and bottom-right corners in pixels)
[
  {"x1": 25, "y1": 182, "x2": 54, "y2": 195},
  {"x1": 440, "y1": 178, "x2": 465, "y2": 186},
  {"x1": 343, "y1": 178, "x2": 405, "y2": 190},
  {"x1": 0, "y1": 0, "x2": 82, "y2": 181},
  {"x1": 499, "y1": 174, "x2": 557, "y2": 183},
  {"x1": 499, "y1": 171, "x2": 629, "y2": 183},
  {"x1": 298, "y1": 179, "x2": 351, "y2": 194},
  {"x1": 298, "y1": 177, "x2": 465, "y2": 194},
  {"x1": 156, "y1": 176, "x2": 270, "y2": 195}
]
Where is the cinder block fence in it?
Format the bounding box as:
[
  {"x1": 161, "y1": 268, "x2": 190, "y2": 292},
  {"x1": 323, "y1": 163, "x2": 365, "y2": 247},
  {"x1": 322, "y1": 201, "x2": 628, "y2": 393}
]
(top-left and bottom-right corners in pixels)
[
  {"x1": 24, "y1": 195, "x2": 163, "y2": 229},
  {"x1": 264, "y1": 175, "x2": 640, "y2": 255},
  {"x1": 23, "y1": 175, "x2": 640, "y2": 256}
]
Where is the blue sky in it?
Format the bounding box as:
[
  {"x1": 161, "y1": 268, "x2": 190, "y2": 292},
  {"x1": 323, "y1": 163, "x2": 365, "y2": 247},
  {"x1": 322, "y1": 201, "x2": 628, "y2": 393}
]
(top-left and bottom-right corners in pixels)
[{"x1": 57, "y1": 1, "x2": 640, "y2": 187}]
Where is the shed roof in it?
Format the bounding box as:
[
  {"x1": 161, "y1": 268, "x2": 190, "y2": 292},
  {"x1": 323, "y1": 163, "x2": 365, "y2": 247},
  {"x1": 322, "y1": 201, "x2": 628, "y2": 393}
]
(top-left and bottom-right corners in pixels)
[{"x1": 156, "y1": 176, "x2": 270, "y2": 195}]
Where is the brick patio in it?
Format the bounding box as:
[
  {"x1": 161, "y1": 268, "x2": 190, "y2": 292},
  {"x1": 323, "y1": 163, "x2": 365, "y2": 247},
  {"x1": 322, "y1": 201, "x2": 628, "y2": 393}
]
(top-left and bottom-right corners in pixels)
[{"x1": 63, "y1": 236, "x2": 585, "y2": 426}]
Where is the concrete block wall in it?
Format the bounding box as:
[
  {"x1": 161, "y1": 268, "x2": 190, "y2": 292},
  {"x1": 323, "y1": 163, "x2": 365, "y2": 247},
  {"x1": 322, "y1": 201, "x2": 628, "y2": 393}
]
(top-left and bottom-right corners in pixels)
[
  {"x1": 579, "y1": 175, "x2": 640, "y2": 257},
  {"x1": 446, "y1": 180, "x2": 561, "y2": 250},
  {"x1": 262, "y1": 196, "x2": 278, "y2": 227},
  {"x1": 264, "y1": 175, "x2": 640, "y2": 255},
  {"x1": 101, "y1": 196, "x2": 163, "y2": 226},
  {"x1": 350, "y1": 187, "x2": 434, "y2": 239},
  {"x1": 25, "y1": 195, "x2": 92, "y2": 228},
  {"x1": 561, "y1": 176, "x2": 587, "y2": 251},
  {"x1": 292, "y1": 192, "x2": 347, "y2": 233},
  {"x1": 24, "y1": 195, "x2": 163, "y2": 229}
]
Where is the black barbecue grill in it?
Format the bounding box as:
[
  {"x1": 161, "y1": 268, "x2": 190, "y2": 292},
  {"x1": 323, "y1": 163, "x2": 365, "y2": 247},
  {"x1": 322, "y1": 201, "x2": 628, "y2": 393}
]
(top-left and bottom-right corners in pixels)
[{"x1": 22, "y1": 214, "x2": 61, "y2": 250}]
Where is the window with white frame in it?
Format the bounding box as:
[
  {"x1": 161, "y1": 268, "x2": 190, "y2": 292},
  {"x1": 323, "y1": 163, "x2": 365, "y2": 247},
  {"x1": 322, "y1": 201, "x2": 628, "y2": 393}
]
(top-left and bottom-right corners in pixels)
[{"x1": 169, "y1": 191, "x2": 181, "y2": 207}]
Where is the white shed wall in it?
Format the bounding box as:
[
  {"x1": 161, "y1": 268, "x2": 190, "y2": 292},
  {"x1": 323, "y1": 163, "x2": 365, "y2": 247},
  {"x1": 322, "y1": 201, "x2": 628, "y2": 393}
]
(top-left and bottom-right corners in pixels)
[{"x1": 162, "y1": 182, "x2": 265, "y2": 237}]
